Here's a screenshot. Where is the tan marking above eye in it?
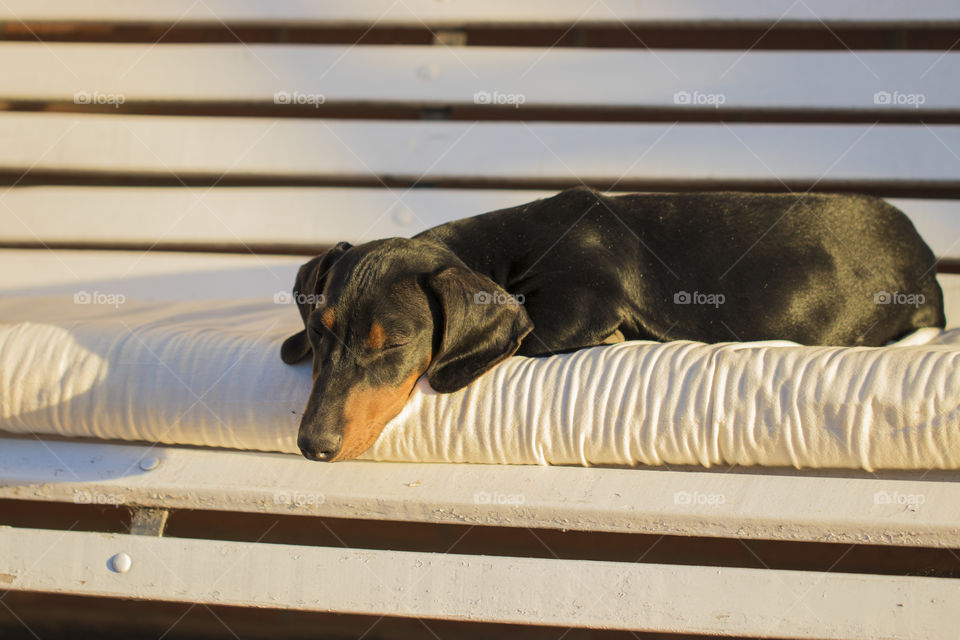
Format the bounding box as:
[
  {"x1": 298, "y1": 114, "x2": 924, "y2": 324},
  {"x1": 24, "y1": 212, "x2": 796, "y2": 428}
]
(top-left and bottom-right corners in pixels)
[
  {"x1": 321, "y1": 307, "x2": 335, "y2": 330},
  {"x1": 368, "y1": 322, "x2": 387, "y2": 350}
]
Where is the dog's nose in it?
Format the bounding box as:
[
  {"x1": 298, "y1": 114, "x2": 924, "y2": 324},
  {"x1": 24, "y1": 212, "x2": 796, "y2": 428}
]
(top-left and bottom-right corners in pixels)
[{"x1": 298, "y1": 434, "x2": 343, "y2": 462}]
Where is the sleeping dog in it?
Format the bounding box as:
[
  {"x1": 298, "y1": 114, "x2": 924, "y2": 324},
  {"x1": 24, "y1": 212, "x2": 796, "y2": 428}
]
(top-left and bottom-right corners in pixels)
[{"x1": 281, "y1": 187, "x2": 945, "y2": 461}]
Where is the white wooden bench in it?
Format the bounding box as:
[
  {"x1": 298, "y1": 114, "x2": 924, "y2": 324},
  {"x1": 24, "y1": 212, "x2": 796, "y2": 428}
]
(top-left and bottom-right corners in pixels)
[{"x1": 1, "y1": 3, "x2": 960, "y2": 639}]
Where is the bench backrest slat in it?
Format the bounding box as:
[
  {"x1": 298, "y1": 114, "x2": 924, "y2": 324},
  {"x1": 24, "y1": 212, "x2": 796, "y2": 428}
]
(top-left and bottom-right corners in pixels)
[
  {"x1": 1, "y1": 44, "x2": 956, "y2": 115},
  {"x1": 3, "y1": 1, "x2": 960, "y2": 27}
]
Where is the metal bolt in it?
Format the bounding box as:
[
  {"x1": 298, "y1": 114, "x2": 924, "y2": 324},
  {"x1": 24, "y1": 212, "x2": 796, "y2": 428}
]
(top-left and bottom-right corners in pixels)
[
  {"x1": 392, "y1": 205, "x2": 415, "y2": 227},
  {"x1": 109, "y1": 552, "x2": 132, "y2": 574},
  {"x1": 138, "y1": 456, "x2": 160, "y2": 471},
  {"x1": 417, "y1": 63, "x2": 439, "y2": 81}
]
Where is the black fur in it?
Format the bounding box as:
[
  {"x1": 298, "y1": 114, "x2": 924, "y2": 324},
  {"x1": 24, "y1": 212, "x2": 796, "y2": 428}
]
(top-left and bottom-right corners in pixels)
[{"x1": 284, "y1": 187, "x2": 945, "y2": 461}]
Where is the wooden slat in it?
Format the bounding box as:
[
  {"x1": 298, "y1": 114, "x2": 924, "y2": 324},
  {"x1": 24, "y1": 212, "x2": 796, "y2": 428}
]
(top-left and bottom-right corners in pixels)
[
  {"x1": 0, "y1": 187, "x2": 525, "y2": 249},
  {"x1": 0, "y1": 250, "x2": 301, "y2": 300},
  {"x1": 2, "y1": 249, "x2": 958, "y2": 325},
  {"x1": 1, "y1": 526, "x2": 957, "y2": 638},
  {"x1": 888, "y1": 198, "x2": 960, "y2": 261},
  {"x1": 1, "y1": 0, "x2": 958, "y2": 28},
  {"x1": 1, "y1": 113, "x2": 959, "y2": 189},
  {"x1": 1, "y1": 44, "x2": 957, "y2": 114},
  {"x1": 3, "y1": 187, "x2": 960, "y2": 261},
  {"x1": 2, "y1": 437, "x2": 959, "y2": 547}
]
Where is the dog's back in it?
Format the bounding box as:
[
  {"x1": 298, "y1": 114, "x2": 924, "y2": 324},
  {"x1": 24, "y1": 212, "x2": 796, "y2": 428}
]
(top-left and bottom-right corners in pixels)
[{"x1": 421, "y1": 187, "x2": 944, "y2": 347}]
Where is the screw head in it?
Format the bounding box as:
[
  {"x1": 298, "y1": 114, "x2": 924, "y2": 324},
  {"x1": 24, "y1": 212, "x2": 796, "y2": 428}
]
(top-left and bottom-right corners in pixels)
[
  {"x1": 417, "y1": 63, "x2": 439, "y2": 81},
  {"x1": 138, "y1": 456, "x2": 160, "y2": 471},
  {"x1": 109, "y1": 552, "x2": 132, "y2": 574},
  {"x1": 392, "y1": 205, "x2": 415, "y2": 227}
]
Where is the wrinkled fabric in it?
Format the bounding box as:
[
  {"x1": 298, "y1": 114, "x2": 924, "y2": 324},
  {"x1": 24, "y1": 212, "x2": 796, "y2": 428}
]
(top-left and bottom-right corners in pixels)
[{"x1": 1, "y1": 297, "x2": 958, "y2": 470}]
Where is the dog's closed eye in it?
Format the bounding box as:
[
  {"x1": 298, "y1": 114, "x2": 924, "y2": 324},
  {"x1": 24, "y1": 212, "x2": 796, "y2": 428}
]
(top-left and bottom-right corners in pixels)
[{"x1": 366, "y1": 322, "x2": 413, "y2": 353}]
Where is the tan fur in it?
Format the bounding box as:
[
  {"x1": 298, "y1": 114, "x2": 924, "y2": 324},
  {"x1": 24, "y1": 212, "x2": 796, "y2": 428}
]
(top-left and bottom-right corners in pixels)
[
  {"x1": 321, "y1": 307, "x2": 335, "y2": 330},
  {"x1": 602, "y1": 329, "x2": 625, "y2": 344},
  {"x1": 331, "y1": 368, "x2": 425, "y2": 461},
  {"x1": 368, "y1": 322, "x2": 386, "y2": 350}
]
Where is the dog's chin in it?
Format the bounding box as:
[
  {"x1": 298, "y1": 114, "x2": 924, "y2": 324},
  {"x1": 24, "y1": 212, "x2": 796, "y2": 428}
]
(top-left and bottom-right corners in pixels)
[{"x1": 328, "y1": 421, "x2": 391, "y2": 462}]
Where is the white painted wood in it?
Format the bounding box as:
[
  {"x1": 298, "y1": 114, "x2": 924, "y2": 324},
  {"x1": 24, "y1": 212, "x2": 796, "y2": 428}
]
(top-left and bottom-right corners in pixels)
[
  {"x1": 1, "y1": 113, "x2": 959, "y2": 187},
  {"x1": 888, "y1": 198, "x2": 960, "y2": 261},
  {"x1": 3, "y1": 248, "x2": 960, "y2": 325},
  {"x1": 1, "y1": 526, "x2": 957, "y2": 638},
  {"x1": 2, "y1": 44, "x2": 957, "y2": 114},
  {"x1": 0, "y1": 249, "x2": 301, "y2": 300},
  {"x1": 0, "y1": 187, "x2": 537, "y2": 249},
  {"x1": 1, "y1": 436, "x2": 959, "y2": 547},
  {"x1": 1, "y1": 1, "x2": 957, "y2": 27},
  {"x1": 3, "y1": 187, "x2": 960, "y2": 260}
]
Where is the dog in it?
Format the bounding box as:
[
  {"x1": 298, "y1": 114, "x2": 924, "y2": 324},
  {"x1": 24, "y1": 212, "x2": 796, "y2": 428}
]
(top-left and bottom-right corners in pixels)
[{"x1": 281, "y1": 187, "x2": 944, "y2": 461}]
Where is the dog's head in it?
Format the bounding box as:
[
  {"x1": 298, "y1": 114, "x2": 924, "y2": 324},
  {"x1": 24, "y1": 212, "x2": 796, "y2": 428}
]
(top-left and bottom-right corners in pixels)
[{"x1": 281, "y1": 238, "x2": 533, "y2": 461}]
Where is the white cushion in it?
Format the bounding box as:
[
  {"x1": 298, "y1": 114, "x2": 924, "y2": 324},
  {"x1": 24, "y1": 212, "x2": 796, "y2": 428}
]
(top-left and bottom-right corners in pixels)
[{"x1": 2, "y1": 293, "x2": 960, "y2": 470}]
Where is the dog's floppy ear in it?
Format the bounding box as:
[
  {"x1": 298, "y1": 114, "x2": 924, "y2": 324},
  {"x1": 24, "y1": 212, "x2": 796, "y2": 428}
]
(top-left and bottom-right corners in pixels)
[
  {"x1": 425, "y1": 266, "x2": 533, "y2": 393},
  {"x1": 280, "y1": 241, "x2": 353, "y2": 365}
]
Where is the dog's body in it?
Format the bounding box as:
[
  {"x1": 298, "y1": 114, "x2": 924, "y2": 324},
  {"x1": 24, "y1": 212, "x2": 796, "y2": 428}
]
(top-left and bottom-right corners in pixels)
[{"x1": 283, "y1": 187, "x2": 945, "y2": 461}]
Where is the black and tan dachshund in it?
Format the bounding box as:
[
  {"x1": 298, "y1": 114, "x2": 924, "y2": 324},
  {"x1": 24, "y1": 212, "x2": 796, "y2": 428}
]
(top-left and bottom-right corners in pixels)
[{"x1": 281, "y1": 187, "x2": 944, "y2": 461}]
